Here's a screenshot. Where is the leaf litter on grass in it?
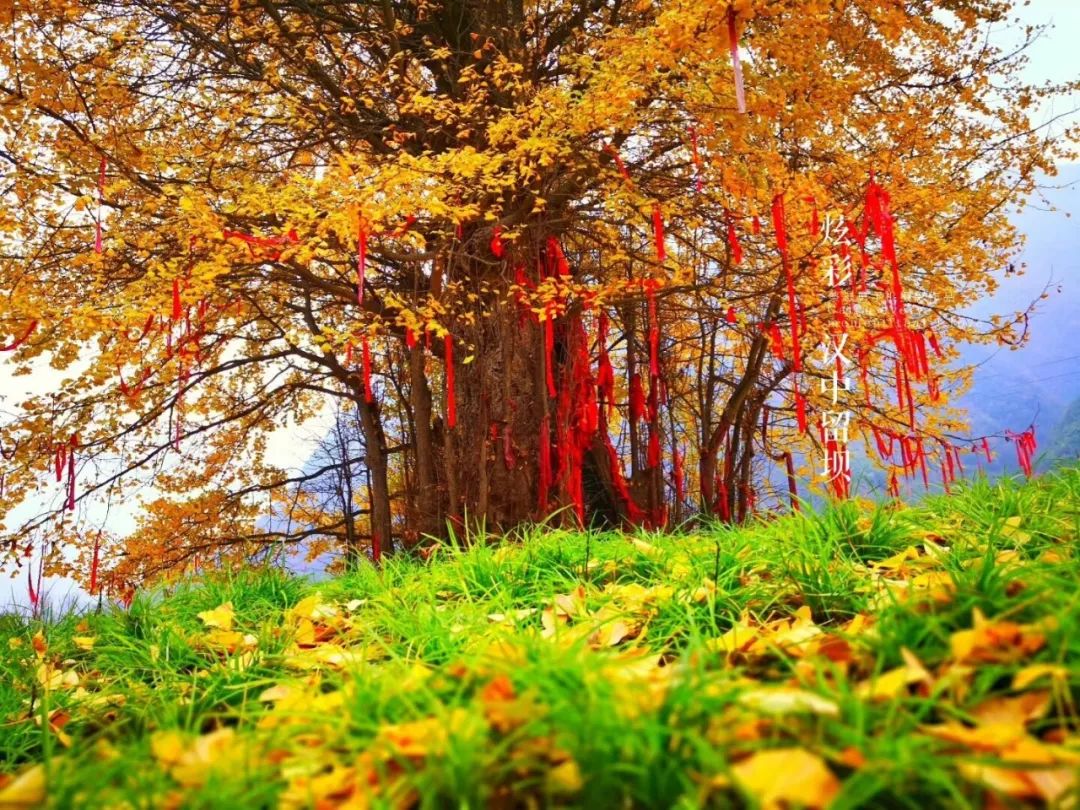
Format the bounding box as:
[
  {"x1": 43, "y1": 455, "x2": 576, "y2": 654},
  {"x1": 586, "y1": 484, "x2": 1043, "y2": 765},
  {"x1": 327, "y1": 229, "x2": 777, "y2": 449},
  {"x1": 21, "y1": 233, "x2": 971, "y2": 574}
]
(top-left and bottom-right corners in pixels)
[{"x1": 1, "y1": 469, "x2": 1079, "y2": 808}]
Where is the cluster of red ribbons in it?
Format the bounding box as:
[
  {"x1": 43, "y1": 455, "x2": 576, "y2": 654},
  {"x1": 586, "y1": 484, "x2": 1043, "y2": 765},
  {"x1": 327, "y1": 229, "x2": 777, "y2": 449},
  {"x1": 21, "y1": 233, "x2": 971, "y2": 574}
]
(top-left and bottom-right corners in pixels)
[
  {"x1": 53, "y1": 433, "x2": 78, "y2": 511},
  {"x1": 1007, "y1": 427, "x2": 1037, "y2": 478}
]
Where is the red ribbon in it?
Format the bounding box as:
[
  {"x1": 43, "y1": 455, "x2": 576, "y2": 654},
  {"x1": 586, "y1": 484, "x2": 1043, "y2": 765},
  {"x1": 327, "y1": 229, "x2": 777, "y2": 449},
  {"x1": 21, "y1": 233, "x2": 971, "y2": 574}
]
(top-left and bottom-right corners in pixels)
[
  {"x1": 172, "y1": 278, "x2": 182, "y2": 321},
  {"x1": 362, "y1": 337, "x2": 374, "y2": 403},
  {"x1": 726, "y1": 210, "x2": 742, "y2": 265},
  {"x1": 795, "y1": 390, "x2": 807, "y2": 433},
  {"x1": 629, "y1": 373, "x2": 647, "y2": 423},
  {"x1": 604, "y1": 144, "x2": 632, "y2": 184},
  {"x1": 357, "y1": 227, "x2": 368, "y2": 304},
  {"x1": 490, "y1": 225, "x2": 505, "y2": 258},
  {"x1": 646, "y1": 281, "x2": 660, "y2": 379},
  {"x1": 652, "y1": 205, "x2": 666, "y2": 263},
  {"x1": 89, "y1": 532, "x2": 101, "y2": 594},
  {"x1": 647, "y1": 429, "x2": 661, "y2": 469},
  {"x1": 66, "y1": 434, "x2": 77, "y2": 511},
  {"x1": 444, "y1": 335, "x2": 456, "y2": 428},
  {"x1": 0, "y1": 321, "x2": 37, "y2": 352},
  {"x1": 544, "y1": 311, "x2": 557, "y2": 398}
]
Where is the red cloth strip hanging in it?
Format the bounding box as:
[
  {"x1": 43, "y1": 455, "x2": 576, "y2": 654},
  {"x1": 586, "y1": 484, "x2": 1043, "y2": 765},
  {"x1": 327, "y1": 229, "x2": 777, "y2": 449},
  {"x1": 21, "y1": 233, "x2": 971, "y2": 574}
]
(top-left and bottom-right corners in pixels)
[
  {"x1": 405, "y1": 327, "x2": 417, "y2": 350},
  {"x1": 646, "y1": 281, "x2": 660, "y2": 379},
  {"x1": 726, "y1": 306, "x2": 737, "y2": 324},
  {"x1": 603, "y1": 431, "x2": 643, "y2": 524},
  {"x1": 118, "y1": 366, "x2": 152, "y2": 400},
  {"x1": 647, "y1": 429, "x2": 661, "y2": 468},
  {"x1": 66, "y1": 434, "x2": 77, "y2": 511},
  {"x1": 544, "y1": 310, "x2": 557, "y2": 398},
  {"x1": 89, "y1": 532, "x2": 101, "y2": 594},
  {"x1": 765, "y1": 322, "x2": 785, "y2": 360},
  {"x1": 806, "y1": 196, "x2": 819, "y2": 237},
  {"x1": 596, "y1": 311, "x2": 615, "y2": 414},
  {"x1": 887, "y1": 470, "x2": 900, "y2": 499},
  {"x1": 652, "y1": 205, "x2": 666, "y2": 263},
  {"x1": 603, "y1": 144, "x2": 632, "y2": 184},
  {"x1": 927, "y1": 330, "x2": 943, "y2": 358},
  {"x1": 362, "y1": 337, "x2": 374, "y2": 403},
  {"x1": 716, "y1": 478, "x2": 730, "y2": 521},
  {"x1": 982, "y1": 437, "x2": 993, "y2": 463},
  {"x1": 727, "y1": 6, "x2": 747, "y2": 113},
  {"x1": 490, "y1": 225, "x2": 504, "y2": 258},
  {"x1": 546, "y1": 237, "x2": 571, "y2": 276},
  {"x1": 629, "y1": 373, "x2": 647, "y2": 423},
  {"x1": 726, "y1": 210, "x2": 742, "y2": 265},
  {"x1": 390, "y1": 215, "x2": 416, "y2": 237},
  {"x1": 0, "y1": 321, "x2": 37, "y2": 352},
  {"x1": 172, "y1": 278, "x2": 182, "y2": 321},
  {"x1": 444, "y1": 335, "x2": 456, "y2": 428},
  {"x1": 795, "y1": 390, "x2": 807, "y2": 433}
]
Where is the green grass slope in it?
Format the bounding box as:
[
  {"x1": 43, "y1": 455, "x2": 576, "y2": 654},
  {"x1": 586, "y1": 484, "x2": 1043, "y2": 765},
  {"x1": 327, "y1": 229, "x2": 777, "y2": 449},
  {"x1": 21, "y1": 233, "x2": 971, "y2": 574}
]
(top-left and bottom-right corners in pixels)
[{"x1": 2, "y1": 468, "x2": 1079, "y2": 809}]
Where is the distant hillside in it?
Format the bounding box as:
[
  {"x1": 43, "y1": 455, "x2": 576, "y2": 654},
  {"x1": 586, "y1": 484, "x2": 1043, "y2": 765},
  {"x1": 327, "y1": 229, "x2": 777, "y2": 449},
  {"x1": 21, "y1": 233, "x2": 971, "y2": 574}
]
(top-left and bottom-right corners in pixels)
[
  {"x1": 1048, "y1": 395, "x2": 1080, "y2": 464},
  {"x1": 957, "y1": 164, "x2": 1080, "y2": 459}
]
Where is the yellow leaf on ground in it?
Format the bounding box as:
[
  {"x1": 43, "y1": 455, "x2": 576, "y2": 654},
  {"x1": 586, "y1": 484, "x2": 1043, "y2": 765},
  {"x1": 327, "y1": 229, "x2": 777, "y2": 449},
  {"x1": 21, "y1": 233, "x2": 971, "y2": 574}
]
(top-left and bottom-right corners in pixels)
[
  {"x1": 731, "y1": 748, "x2": 840, "y2": 810},
  {"x1": 547, "y1": 758, "x2": 584, "y2": 794},
  {"x1": 170, "y1": 728, "x2": 243, "y2": 788},
  {"x1": 72, "y1": 636, "x2": 95, "y2": 651},
  {"x1": 0, "y1": 764, "x2": 46, "y2": 809},
  {"x1": 197, "y1": 602, "x2": 235, "y2": 631},
  {"x1": 950, "y1": 609, "x2": 1048, "y2": 664},
  {"x1": 1012, "y1": 663, "x2": 1068, "y2": 691},
  {"x1": 970, "y1": 691, "x2": 1050, "y2": 727},
  {"x1": 151, "y1": 730, "x2": 188, "y2": 767},
  {"x1": 856, "y1": 647, "x2": 931, "y2": 701},
  {"x1": 738, "y1": 687, "x2": 839, "y2": 717}
]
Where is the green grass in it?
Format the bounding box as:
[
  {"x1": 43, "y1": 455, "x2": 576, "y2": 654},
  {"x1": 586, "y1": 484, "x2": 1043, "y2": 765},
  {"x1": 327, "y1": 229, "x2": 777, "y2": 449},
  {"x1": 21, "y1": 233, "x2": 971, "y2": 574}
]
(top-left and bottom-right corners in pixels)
[{"x1": 2, "y1": 467, "x2": 1079, "y2": 808}]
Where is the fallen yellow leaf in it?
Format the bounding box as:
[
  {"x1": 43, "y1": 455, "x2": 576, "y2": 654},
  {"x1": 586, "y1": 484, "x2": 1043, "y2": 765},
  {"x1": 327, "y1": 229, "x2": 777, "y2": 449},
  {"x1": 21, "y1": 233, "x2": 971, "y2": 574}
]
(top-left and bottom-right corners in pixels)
[
  {"x1": 197, "y1": 602, "x2": 235, "y2": 631},
  {"x1": 0, "y1": 764, "x2": 45, "y2": 809},
  {"x1": 731, "y1": 748, "x2": 840, "y2": 810}
]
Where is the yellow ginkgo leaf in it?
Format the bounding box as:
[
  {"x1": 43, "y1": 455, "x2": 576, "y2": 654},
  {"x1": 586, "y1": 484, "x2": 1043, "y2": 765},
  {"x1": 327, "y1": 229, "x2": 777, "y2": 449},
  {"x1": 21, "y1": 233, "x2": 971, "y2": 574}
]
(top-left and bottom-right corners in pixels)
[
  {"x1": 197, "y1": 602, "x2": 235, "y2": 631},
  {"x1": 731, "y1": 748, "x2": 840, "y2": 810},
  {"x1": 0, "y1": 764, "x2": 46, "y2": 809}
]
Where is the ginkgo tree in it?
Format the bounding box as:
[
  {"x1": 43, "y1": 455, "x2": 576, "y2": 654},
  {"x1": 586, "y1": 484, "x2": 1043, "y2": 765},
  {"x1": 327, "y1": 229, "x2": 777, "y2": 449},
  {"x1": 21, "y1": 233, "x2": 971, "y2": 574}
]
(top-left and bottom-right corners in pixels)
[{"x1": 0, "y1": 0, "x2": 1073, "y2": 592}]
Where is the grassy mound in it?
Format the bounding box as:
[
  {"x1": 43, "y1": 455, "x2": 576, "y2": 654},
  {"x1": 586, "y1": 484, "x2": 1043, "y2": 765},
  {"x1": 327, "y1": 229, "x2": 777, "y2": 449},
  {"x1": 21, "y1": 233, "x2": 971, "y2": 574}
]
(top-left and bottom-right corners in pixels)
[{"x1": 2, "y1": 468, "x2": 1079, "y2": 808}]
